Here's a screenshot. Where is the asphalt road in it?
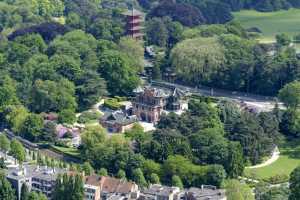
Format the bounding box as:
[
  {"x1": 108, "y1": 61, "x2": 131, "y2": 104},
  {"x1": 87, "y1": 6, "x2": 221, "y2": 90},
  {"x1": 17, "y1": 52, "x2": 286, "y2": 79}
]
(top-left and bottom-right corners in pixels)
[{"x1": 151, "y1": 80, "x2": 282, "y2": 112}]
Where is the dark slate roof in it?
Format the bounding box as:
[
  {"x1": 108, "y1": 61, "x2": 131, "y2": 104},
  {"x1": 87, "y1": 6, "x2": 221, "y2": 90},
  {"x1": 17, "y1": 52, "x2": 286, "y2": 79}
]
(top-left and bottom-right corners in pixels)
[
  {"x1": 186, "y1": 187, "x2": 226, "y2": 200},
  {"x1": 102, "y1": 111, "x2": 138, "y2": 126},
  {"x1": 142, "y1": 184, "x2": 180, "y2": 197},
  {"x1": 153, "y1": 88, "x2": 170, "y2": 98},
  {"x1": 171, "y1": 88, "x2": 185, "y2": 98}
]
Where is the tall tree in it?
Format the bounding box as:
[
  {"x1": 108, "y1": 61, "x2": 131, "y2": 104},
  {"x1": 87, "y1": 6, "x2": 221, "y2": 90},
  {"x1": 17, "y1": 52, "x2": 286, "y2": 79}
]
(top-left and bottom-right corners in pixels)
[
  {"x1": 171, "y1": 175, "x2": 184, "y2": 189},
  {"x1": 30, "y1": 79, "x2": 77, "y2": 113},
  {"x1": 289, "y1": 166, "x2": 300, "y2": 200},
  {"x1": 21, "y1": 183, "x2": 29, "y2": 200},
  {"x1": 171, "y1": 37, "x2": 225, "y2": 85},
  {"x1": 119, "y1": 37, "x2": 144, "y2": 72},
  {"x1": 150, "y1": 173, "x2": 160, "y2": 184},
  {"x1": 280, "y1": 109, "x2": 300, "y2": 137},
  {"x1": 225, "y1": 142, "x2": 245, "y2": 178},
  {"x1": 0, "y1": 134, "x2": 10, "y2": 158},
  {"x1": 10, "y1": 139, "x2": 26, "y2": 164},
  {"x1": 27, "y1": 191, "x2": 47, "y2": 200},
  {"x1": 98, "y1": 50, "x2": 140, "y2": 96},
  {"x1": 53, "y1": 174, "x2": 84, "y2": 200},
  {"x1": 82, "y1": 162, "x2": 94, "y2": 176},
  {"x1": 146, "y1": 18, "x2": 168, "y2": 47},
  {"x1": 132, "y1": 168, "x2": 147, "y2": 188},
  {"x1": 75, "y1": 71, "x2": 107, "y2": 111},
  {"x1": 20, "y1": 114, "x2": 44, "y2": 142},
  {"x1": 0, "y1": 75, "x2": 19, "y2": 108},
  {"x1": 279, "y1": 81, "x2": 300, "y2": 109},
  {"x1": 5, "y1": 105, "x2": 29, "y2": 134},
  {"x1": 0, "y1": 171, "x2": 16, "y2": 200}
]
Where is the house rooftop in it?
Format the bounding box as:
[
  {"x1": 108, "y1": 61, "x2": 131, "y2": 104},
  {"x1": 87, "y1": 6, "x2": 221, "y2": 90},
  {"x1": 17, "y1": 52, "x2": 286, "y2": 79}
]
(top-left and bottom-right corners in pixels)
[
  {"x1": 142, "y1": 184, "x2": 180, "y2": 197},
  {"x1": 186, "y1": 186, "x2": 226, "y2": 200},
  {"x1": 101, "y1": 111, "x2": 138, "y2": 126},
  {"x1": 85, "y1": 175, "x2": 102, "y2": 187},
  {"x1": 101, "y1": 176, "x2": 137, "y2": 194},
  {"x1": 6, "y1": 165, "x2": 67, "y2": 181},
  {"x1": 134, "y1": 86, "x2": 186, "y2": 99}
]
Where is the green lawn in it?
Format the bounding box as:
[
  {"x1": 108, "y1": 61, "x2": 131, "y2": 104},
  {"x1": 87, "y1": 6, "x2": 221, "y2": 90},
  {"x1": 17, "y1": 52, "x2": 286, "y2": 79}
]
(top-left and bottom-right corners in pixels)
[
  {"x1": 233, "y1": 9, "x2": 300, "y2": 42},
  {"x1": 51, "y1": 145, "x2": 80, "y2": 157},
  {"x1": 244, "y1": 139, "x2": 300, "y2": 182}
]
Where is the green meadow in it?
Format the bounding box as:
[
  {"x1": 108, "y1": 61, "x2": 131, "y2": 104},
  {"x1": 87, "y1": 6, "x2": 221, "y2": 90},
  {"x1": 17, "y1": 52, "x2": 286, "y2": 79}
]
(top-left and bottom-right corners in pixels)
[
  {"x1": 244, "y1": 139, "x2": 300, "y2": 182},
  {"x1": 233, "y1": 9, "x2": 300, "y2": 43}
]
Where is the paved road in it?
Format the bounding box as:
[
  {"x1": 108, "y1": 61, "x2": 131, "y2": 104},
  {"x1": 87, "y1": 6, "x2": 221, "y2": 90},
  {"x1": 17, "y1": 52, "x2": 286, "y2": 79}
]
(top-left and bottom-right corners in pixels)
[{"x1": 152, "y1": 80, "x2": 283, "y2": 112}]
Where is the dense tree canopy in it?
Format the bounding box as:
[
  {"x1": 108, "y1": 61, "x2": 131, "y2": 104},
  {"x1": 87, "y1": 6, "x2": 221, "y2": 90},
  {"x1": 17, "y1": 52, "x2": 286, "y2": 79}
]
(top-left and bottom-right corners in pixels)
[
  {"x1": 10, "y1": 139, "x2": 26, "y2": 164},
  {"x1": 171, "y1": 37, "x2": 225, "y2": 85},
  {"x1": 0, "y1": 0, "x2": 299, "y2": 193},
  {"x1": 148, "y1": 1, "x2": 206, "y2": 27},
  {"x1": 279, "y1": 81, "x2": 300, "y2": 109},
  {"x1": 98, "y1": 50, "x2": 140, "y2": 96},
  {"x1": 165, "y1": 26, "x2": 300, "y2": 96},
  {"x1": 53, "y1": 174, "x2": 84, "y2": 200}
]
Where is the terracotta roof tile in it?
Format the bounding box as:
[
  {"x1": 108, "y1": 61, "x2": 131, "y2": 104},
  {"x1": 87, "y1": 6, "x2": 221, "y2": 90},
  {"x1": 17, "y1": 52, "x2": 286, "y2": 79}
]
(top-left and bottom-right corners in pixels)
[{"x1": 85, "y1": 175, "x2": 102, "y2": 186}]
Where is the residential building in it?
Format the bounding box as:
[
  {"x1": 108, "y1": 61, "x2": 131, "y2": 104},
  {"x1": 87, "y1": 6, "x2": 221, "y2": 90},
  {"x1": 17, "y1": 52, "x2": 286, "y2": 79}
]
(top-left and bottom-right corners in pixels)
[
  {"x1": 100, "y1": 111, "x2": 138, "y2": 133},
  {"x1": 100, "y1": 176, "x2": 139, "y2": 200},
  {"x1": 185, "y1": 186, "x2": 226, "y2": 200},
  {"x1": 166, "y1": 88, "x2": 186, "y2": 111},
  {"x1": 133, "y1": 86, "x2": 186, "y2": 123},
  {"x1": 6, "y1": 165, "x2": 67, "y2": 200},
  {"x1": 139, "y1": 185, "x2": 226, "y2": 200},
  {"x1": 133, "y1": 86, "x2": 169, "y2": 123},
  {"x1": 83, "y1": 175, "x2": 140, "y2": 200},
  {"x1": 123, "y1": 9, "x2": 144, "y2": 40},
  {"x1": 6, "y1": 168, "x2": 32, "y2": 200},
  {"x1": 139, "y1": 184, "x2": 184, "y2": 200},
  {"x1": 6, "y1": 164, "x2": 139, "y2": 200},
  {"x1": 55, "y1": 124, "x2": 82, "y2": 147},
  {"x1": 31, "y1": 166, "x2": 66, "y2": 199},
  {"x1": 5, "y1": 163, "x2": 225, "y2": 200},
  {"x1": 84, "y1": 175, "x2": 102, "y2": 200}
]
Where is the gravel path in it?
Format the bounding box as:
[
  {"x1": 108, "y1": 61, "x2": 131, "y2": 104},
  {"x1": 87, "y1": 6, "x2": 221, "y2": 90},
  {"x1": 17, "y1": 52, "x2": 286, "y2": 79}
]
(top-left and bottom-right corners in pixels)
[{"x1": 246, "y1": 146, "x2": 280, "y2": 169}]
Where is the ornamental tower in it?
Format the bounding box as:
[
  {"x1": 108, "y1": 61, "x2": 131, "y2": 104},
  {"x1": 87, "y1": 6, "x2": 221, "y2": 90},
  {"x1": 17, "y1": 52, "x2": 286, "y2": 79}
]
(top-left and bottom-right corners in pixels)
[{"x1": 123, "y1": 8, "x2": 144, "y2": 40}]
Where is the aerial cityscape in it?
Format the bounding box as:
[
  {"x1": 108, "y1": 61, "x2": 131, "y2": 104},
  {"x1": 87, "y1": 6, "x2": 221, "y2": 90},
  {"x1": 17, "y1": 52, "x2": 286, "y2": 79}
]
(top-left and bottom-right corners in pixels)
[{"x1": 0, "y1": 0, "x2": 300, "y2": 200}]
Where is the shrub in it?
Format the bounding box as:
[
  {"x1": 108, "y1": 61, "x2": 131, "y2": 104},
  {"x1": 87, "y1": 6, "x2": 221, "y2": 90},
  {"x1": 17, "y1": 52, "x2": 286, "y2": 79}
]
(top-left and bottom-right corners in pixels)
[
  {"x1": 78, "y1": 111, "x2": 102, "y2": 124},
  {"x1": 265, "y1": 174, "x2": 289, "y2": 184},
  {"x1": 294, "y1": 34, "x2": 300, "y2": 42},
  {"x1": 103, "y1": 98, "x2": 122, "y2": 110},
  {"x1": 190, "y1": 95, "x2": 218, "y2": 103}
]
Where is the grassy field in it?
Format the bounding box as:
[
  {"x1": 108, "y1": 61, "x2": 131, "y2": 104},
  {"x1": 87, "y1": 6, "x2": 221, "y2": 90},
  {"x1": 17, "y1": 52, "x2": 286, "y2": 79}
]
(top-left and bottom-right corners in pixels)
[
  {"x1": 244, "y1": 139, "x2": 300, "y2": 182},
  {"x1": 233, "y1": 9, "x2": 300, "y2": 42}
]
